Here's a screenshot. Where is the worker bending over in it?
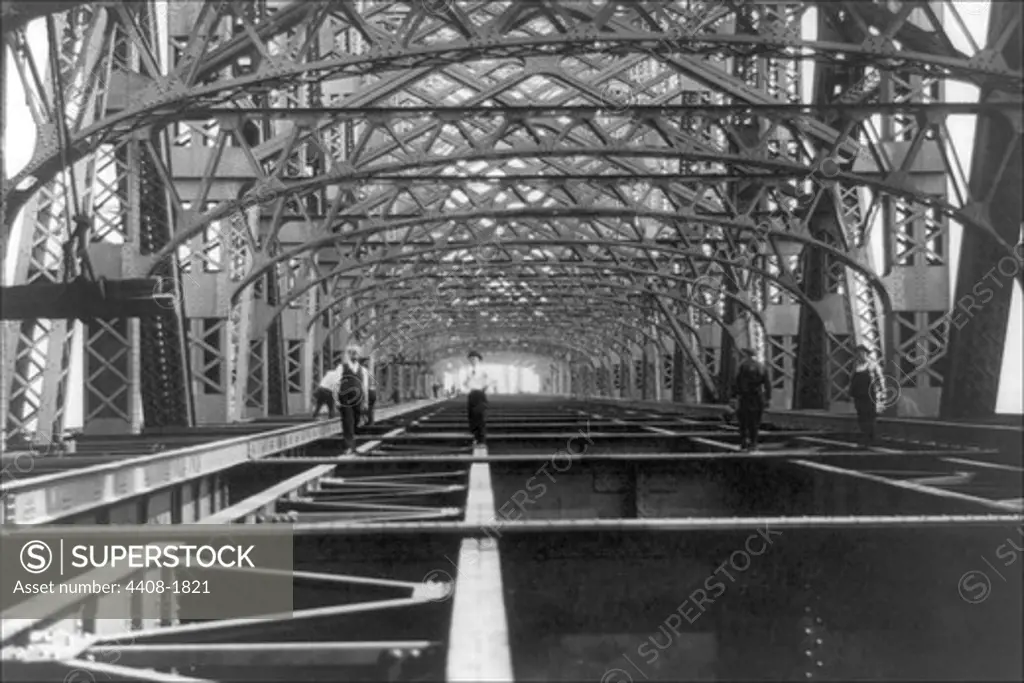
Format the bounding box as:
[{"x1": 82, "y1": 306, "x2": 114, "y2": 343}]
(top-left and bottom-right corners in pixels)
[{"x1": 313, "y1": 362, "x2": 343, "y2": 418}]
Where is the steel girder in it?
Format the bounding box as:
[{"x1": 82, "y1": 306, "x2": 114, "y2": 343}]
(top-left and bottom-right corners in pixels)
[
  {"x1": 352, "y1": 309, "x2": 668, "y2": 361},
  {"x1": 242, "y1": 234, "x2": 890, "y2": 331},
  {"x1": 150, "y1": 136, "x2": 1019, "y2": 268},
  {"x1": 2, "y1": 5, "x2": 194, "y2": 446},
  {"x1": 0, "y1": 2, "x2": 91, "y2": 34},
  {"x1": 266, "y1": 235, "x2": 874, "y2": 400},
  {"x1": 941, "y1": 0, "x2": 1023, "y2": 419},
  {"x1": 3, "y1": 0, "x2": 1018, "y2": 432},
  {"x1": 4, "y1": 0, "x2": 1021, "y2": 228},
  {"x1": 311, "y1": 275, "x2": 752, "y2": 396},
  {"x1": 308, "y1": 271, "x2": 763, "y2": 345},
  {"x1": 411, "y1": 331, "x2": 617, "y2": 369},
  {"x1": 429, "y1": 341, "x2": 591, "y2": 365}
]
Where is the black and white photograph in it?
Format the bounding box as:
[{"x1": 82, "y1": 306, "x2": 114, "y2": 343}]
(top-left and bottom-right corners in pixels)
[{"x1": 0, "y1": 1, "x2": 1021, "y2": 680}]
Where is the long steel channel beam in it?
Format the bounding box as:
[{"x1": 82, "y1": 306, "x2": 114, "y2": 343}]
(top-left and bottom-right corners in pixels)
[
  {"x1": 32, "y1": 515, "x2": 1024, "y2": 537},
  {"x1": 259, "y1": 449, "x2": 1001, "y2": 464},
  {"x1": 445, "y1": 451, "x2": 513, "y2": 682},
  {"x1": 174, "y1": 103, "x2": 1019, "y2": 118},
  {"x1": 0, "y1": 399, "x2": 445, "y2": 525}
]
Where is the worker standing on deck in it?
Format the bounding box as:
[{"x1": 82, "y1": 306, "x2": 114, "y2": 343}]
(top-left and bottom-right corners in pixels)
[
  {"x1": 313, "y1": 362, "x2": 343, "y2": 418},
  {"x1": 359, "y1": 355, "x2": 377, "y2": 426},
  {"x1": 733, "y1": 348, "x2": 771, "y2": 451},
  {"x1": 462, "y1": 351, "x2": 489, "y2": 446},
  {"x1": 336, "y1": 343, "x2": 370, "y2": 456},
  {"x1": 850, "y1": 344, "x2": 883, "y2": 445}
]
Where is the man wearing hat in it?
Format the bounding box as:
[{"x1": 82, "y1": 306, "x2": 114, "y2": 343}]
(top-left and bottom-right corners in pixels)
[
  {"x1": 849, "y1": 343, "x2": 882, "y2": 445},
  {"x1": 461, "y1": 350, "x2": 490, "y2": 445}
]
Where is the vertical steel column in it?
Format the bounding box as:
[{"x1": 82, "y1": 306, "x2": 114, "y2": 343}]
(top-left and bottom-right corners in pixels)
[
  {"x1": 672, "y1": 343, "x2": 686, "y2": 403},
  {"x1": 3, "y1": 10, "x2": 101, "y2": 445},
  {"x1": 301, "y1": 288, "x2": 318, "y2": 414},
  {"x1": 942, "y1": 1, "x2": 1022, "y2": 418},
  {"x1": 280, "y1": 276, "x2": 313, "y2": 414},
  {"x1": 139, "y1": 129, "x2": 194, "y2": 429},
  {"x1": 225, "y1": 205, "x2": 255, "y2": 423},
  {"x1": 644, "y1": 343, "x2": 658, "y2": 401},
  {"x1": 264, "y1": 268, "x2": 287, "y2": 416},
  {"x1": 636, "y1": 347, "x2": 648, "y2": 400},
  {"x1": 874, "y1": 82, "x2": 953, "y2": 417},
  {"x1": 82, "y1": 9, "x2": 170, "y2": 436},
  {"x1": 166, "y1": 9, "x2": 251, "y2": 425},
  {"x1": 793, "y1": 9, "x2": 885, "y2": 414},
  {"x1": 793, "y1": 200, "x2": 844, "y2": 410},
  {"x1": 619, "y1": 354, "x2": 632, "y2": 401}
]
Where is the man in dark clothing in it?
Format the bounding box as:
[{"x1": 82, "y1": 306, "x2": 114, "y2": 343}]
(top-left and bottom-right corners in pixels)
[
  {"x1": 313, "y1": 363, "x2": 342, "y2": 418},
  {"x1": 462, "y1": 350, "x2": 489, "y2": 446},
  {"x1": 849, "y1": 344, "x2": 882, "y2": 445},
  {"x1": 733, "y1": 348, "x2": 772, "y2": 451},
  {"x1": 336, "y1": 344, "x2": 369, "y2": 455}
]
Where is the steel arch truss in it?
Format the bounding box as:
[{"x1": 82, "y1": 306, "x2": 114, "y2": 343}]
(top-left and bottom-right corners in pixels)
[{"x1": 4, "y1": 0, "x2": 1021, "y2": 439}]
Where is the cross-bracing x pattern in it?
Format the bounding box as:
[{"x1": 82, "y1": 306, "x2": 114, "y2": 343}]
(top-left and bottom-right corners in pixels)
[
  {"x1": 153, "y1": 2, "x2": 1014, "y2": 386},
  {"x1": 318, "y1": 269, "x2": 765, "y2": 351},
  {"x1": 3, "y1": 0, "x2": 1021, "y2": 436},
  {"x1": 4, "y1": 0, "x2": 1019, "y2": 227}
]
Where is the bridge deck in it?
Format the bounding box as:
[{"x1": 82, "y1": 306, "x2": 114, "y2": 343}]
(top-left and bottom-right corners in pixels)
[{"x1": 2, "y1": 398, "x2": 1021, "y2": 681}]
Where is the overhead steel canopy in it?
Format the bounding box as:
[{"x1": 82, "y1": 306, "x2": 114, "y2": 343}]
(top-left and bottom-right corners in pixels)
[{"x1": 3, "y1": 0, "x2": 1020, "y2": 440}]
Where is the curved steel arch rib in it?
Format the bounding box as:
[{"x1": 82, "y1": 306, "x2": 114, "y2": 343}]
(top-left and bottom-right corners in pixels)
[
  {"x1": 348, "y1": 305, "x2": 674, "y2": 359},
  {"x1": 338, "y1": 295, "x2": 701, "y2": 365},
  {"x1": 356, "y1": 318, "x2": 654, "y2": 368},
  {"x1": 325, "y1": 280, "x2": 742, "y2": 394},
  {"x1": 6, "y1": 0, "x2": 1019, "y2": 225},
  {"x1": 149, "y1": 153, "x2": 1017, "y2": 269},
  {"x1": 339, "y1": 295, "x2": 721, "y2": 394},
  {"x1": 229, "y1": 213, "x2": 850, "y2": 298},
  {"x1": 426, "y1": 339, "x2": 604, "y2": 367},
  {"x1": 231, "y1": 233, "x2": 892, "y2": 329},
  {"x1": 307, "y1": 276, "x2": 757, "y2": 357},
  {"x1": 367, "y1": 323, "x2": 635, "y2": 366},
  {"x1": 306, "y1": 269, "x2": 765, "y2": 335},
  {"x1": 430, "y1": 344, "x2": 610, "y2": 370},
  {"x1": 427, "y1": 343, "x2": 603, "y2": 368}
]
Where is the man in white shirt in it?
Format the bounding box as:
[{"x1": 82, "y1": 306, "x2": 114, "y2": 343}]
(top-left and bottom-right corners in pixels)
[
  {"x1": 313, "y1": 362, "x2": 343, "y2": 418},
  {"x1": 461, "y1": 350, "x2": 489, "y2": 445}
]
